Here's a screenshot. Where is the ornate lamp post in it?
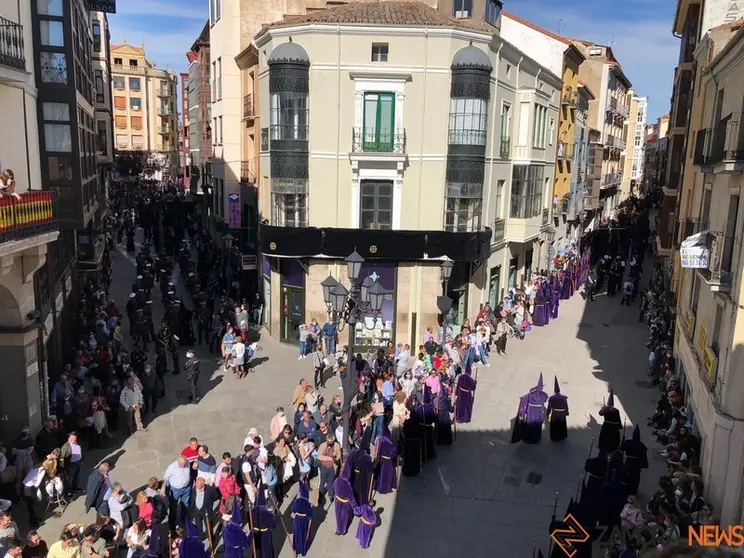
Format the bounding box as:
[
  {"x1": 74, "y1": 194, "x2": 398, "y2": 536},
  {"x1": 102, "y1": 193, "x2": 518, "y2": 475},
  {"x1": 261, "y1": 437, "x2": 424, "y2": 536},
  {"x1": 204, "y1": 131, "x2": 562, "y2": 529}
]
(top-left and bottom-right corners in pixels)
[
  {"x1": 438, "y1": 257, "x2": 454, "y2": 343},
  {"x1": 321, "y1": 249, "x2": 391, "y2": 456},
  {"x1": 224, "y1": 233, "x2": 234, "y2": 297}
]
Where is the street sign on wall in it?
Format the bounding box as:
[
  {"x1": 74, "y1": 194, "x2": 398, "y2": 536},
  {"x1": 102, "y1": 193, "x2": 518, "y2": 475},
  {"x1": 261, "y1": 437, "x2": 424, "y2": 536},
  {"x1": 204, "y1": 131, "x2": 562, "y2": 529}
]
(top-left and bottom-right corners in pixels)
[
  {"x1": 87, "y1": 0, "x2": 116, "y2": 13},
  {"x1": 242, "y1": 255, "x2": 257, "y2": 270}
]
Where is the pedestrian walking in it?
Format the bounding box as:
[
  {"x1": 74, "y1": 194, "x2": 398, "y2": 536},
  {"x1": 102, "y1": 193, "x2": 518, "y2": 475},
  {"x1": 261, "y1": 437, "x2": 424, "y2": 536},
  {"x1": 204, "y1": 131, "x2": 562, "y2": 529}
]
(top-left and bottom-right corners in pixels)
[
  {"x1": 120, "y1": 376, "x2": 146, "y2": 434},
  {"x1": 184, "y1": 350, "x2": 200, "y2": 403}
]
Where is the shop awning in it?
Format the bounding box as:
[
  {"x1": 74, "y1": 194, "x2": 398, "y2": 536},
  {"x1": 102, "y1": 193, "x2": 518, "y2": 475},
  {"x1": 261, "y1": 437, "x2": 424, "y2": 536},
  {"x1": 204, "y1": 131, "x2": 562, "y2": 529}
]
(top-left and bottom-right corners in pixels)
[{"x1": 680, "y1": 230, "x2": 711, "y2": 269}]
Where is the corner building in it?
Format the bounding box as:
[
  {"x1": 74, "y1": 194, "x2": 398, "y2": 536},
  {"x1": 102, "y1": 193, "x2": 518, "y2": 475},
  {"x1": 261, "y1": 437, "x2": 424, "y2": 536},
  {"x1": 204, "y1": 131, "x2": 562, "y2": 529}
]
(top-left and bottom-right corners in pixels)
[{"x1": 255, "y1": 2, "x2": 561, "y2": 346}]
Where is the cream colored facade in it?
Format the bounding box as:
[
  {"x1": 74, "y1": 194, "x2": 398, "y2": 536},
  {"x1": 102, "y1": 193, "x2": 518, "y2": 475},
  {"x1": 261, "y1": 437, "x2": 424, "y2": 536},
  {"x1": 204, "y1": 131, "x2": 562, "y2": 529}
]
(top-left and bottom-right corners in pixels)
[
  {"x1": 0, "y1": 0, "x2": 60, "y2": 439},
  {"x1": 620, "y1": 93, "x2": 647, "y2": 199},
  {"x1": 0, "y1": 0, "x2": 42, "y2": 193},
  {"x1": 255, "y1": 7, "x2": 559, "y2": 343},
  {"x1": 571, "y1": 41, "x2": 631, "y2": 217},
  {"x1": 675, "y1": 24, "x2": 744, "y2": 527},
  {"x1": 110, "y1": 44, "x2": 179, "y2": 171},
  {"x1": 91, "y1": 11, "x2": 113, "y2": 168}
]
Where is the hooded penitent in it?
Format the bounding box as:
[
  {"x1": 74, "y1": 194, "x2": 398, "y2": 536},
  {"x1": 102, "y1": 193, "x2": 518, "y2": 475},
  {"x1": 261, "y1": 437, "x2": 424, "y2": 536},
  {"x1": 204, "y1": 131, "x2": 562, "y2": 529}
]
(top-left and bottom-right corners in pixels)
[
  {"x1": 598, "y1": 389, "x2": 622, "y2": 454},
  {"x1": 547, "y1": 376, "x2": 569, "y2": 442}
]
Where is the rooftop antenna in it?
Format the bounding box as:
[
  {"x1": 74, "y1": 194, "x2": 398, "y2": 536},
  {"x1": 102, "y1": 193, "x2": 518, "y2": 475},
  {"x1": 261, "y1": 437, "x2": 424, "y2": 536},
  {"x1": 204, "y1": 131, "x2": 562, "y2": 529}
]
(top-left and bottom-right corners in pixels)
[
  {"x1": 610, "y1": 36, "x2": 616, "y2": 48},
  {"x1": 122, "y1": 31, "x2": 127, "y2": 43},
  {"x1": 558, "y1": 18, "x2": 563, "y2": 35}
]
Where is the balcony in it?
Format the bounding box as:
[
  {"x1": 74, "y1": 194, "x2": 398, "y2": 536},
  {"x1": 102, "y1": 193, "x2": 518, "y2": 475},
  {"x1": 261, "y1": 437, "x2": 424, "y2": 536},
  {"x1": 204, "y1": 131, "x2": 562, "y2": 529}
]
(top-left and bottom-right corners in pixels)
[
  {"x1": 112, "y1": 64, "x2": 145, "y2": 75},
  {"x1": 240, "y1": 159, "x2": 256, "y2": 184},
  {"x1": 601, "y1": 172, "x2": 623, "y2": 187},
  {"x1": 0, "y1": 192, "x2": 58, "y2": 246},
  {"x1": 157, "y1": 107, "x2": 172, "y2": 117},
  {"x1": 260, "y1": 127, "x2": 269, "y2": 151},
  {"x1": 562, "y1": 88, "x2": 577, "y2": 107},
  {"x1": 692, "y1": 128, "x2": 712, "y2": 171},
  {"x1": 243, "y1": 94, "x2": 255, "y2": 120},
  {"x1": 498, "y1": 136, "x2": 511, "y2": 159},
  {"x1": 709, "y1": 114, "x2": 744, "y2": 172},
  {"x1": 352, "y1": 127, "x2": 405, "y2": 154},
  {"x1": 158, "y1": 126, "x2": 172, "y2": 135},
  {"x1": 695, "y1": 231, "x2": 733, "y2": 293},
  {"x1": 0, "y1": 16, "x2": 26, "y2": 73},
  {"x1": 558, "y1": 141, "x2": 573, "y2": 160},
  {"x1": 492, "y1": 218, "x2": 505, "y2": 244}
]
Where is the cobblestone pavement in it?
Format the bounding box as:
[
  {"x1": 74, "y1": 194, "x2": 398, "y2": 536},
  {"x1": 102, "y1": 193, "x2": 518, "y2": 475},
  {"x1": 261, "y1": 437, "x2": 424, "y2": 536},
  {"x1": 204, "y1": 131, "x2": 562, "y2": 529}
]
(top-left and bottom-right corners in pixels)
[{"x1": 31, "y1": 239, "x2": 666, "y2": 558}]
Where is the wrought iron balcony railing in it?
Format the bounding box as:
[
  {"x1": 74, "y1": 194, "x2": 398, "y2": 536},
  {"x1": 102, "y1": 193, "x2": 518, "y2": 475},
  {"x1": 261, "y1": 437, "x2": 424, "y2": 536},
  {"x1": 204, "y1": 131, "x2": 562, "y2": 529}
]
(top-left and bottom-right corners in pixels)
[
  {"x1": 0, "y1": 17, "x2": 25, "y2": 71},
  {"x1": 562, "y1": 87, "x2": 577, "y2": 107},
  {"x1": 240, "y1": 159, "x2": 256, "y2": 184},
  {"x1": 602, "y1": 172, "x2": 623, "y2": 187},
  {"x1": 0, "y1": 191, "x2": 57, "y2": 244},
  {"x1": 352, "y1": 127, "x2": 405, "y2": 153},
  {"x1": 492, "y1": 218, "x2": 505, "y2": 243},
  {"x1": 709, "y1": 114, "x2": 744, "y2": 165},
  {"x1": 158, "y1": 126, "x2": 172, "y2": 135},
  {"x1": 692, "y1": 128, "x2": 711, "y2": 168},
  {"x1": 243, "y1": 94, "x2": 255, "y2": 119},
  {"x1": 499, "y1": 136, "x2": 511, "y2": 159},
  {"x1": 156, "y1": 87, "x2": 170, "y2": 97},
  {"x1": 157, "y1": 107, "x2": 172, "y2": 116},
  {"x1": 558, "y1": 141, "x2": 573, "y2": 160}
]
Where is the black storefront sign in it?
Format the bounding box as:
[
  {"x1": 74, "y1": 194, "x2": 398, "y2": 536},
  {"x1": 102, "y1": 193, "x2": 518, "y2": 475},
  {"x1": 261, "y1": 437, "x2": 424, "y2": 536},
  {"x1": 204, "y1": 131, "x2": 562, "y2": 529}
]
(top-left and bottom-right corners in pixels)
[{"x1": 87, "y1": 0, "x2": 116, "y2": 13}]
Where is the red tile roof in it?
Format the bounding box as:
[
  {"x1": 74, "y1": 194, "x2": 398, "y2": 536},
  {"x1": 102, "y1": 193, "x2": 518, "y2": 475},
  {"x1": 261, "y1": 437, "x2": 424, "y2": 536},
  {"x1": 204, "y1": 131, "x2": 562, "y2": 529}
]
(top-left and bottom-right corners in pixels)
[{"x1": 260, "y1": 1, "x2": 489, "y2": 32}]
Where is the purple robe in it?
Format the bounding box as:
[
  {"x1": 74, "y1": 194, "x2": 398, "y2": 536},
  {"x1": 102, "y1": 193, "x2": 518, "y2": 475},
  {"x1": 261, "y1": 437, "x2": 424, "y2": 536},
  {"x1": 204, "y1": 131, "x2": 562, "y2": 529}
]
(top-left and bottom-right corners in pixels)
[
  {"x1": 250, "y1": 506, "x2": 277, "y2": 558},
  {"x1": 333, "y1": 477, "x2": 357, "y2": 535},
  {"x1": 454, "y1": 373, "x2": 476, "y2": 424},
  {"x1": 532, "y1": 288, "x2": 548, "y2": 326},
  {"x1": 352, "y1": 451, "x2": 374, "y2": 505},
  {"x1": 550, "y1": 290, "x2": 560, "y2": 319},
  {"x1": 374, "y1": 436, "x2": 397, "y2": 494},
  {"x1": 341, "y1": 448, "x2": 361, "y2": 481},
  {"x1": 354, "y1": 504, "x2": 377, "y2": 549},
  {"x1": 292, "y1": 497, "x2": 313, "y2": 556},
  {"x1": 515, "y1": 388, "x2": 548, "y2": 444},
  {"x1": 178, "y1": 537, "x2": 209, "y2": 558},
  {"x1": 223, "y1": 520, "x2": 252, "y2": 558},
  {"x1": 560, "y1": 273, "x2": 572, "y2": 300}
]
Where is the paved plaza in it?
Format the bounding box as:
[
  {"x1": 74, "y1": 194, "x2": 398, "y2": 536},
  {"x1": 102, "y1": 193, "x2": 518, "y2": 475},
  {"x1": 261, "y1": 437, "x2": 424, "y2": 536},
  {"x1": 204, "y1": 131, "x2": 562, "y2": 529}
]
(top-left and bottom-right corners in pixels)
[{"x1": 31, "y1": 241, "x2": 666, "y2": 557}]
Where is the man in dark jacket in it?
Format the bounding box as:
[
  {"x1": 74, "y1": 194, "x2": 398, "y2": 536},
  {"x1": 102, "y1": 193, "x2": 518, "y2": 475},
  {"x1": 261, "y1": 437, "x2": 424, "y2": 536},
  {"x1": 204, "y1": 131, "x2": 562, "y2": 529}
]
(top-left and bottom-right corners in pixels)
[
  {"x1": 187, "y1": 476, "x2": 218, "y2": 537},
  {"x1": 84, "y1": 462, "x2": 111, "y2": 516},
  {"x1": 139, "y1": 365, "x2": 159, "y2": 415},
  {"x1": 35, "y1": 418, "x2": 65, "y2": 461}
]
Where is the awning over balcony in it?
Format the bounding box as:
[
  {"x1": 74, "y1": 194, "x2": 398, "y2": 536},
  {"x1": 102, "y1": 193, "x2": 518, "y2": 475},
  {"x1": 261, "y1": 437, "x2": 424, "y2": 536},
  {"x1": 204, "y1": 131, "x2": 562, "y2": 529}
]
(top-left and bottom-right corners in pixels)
[
  {"x1": 680, "y1": 230, "x2": 711, "y2": 269},
  {"x1": 259, "y1": 225, "x2": 492, "y2": 262}
]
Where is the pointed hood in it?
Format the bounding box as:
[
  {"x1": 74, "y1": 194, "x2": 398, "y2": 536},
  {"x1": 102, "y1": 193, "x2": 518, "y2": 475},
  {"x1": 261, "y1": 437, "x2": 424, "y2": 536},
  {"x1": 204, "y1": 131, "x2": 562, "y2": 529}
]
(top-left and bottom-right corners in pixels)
[
  {"x1": 554, "y1": 376, "x2": 560, "y2": 394},
  {"x1": 536, "y1": 373, "x2": 544, "y2": 392},
  {"x1": 607, "y1": 389, "x2": 615, "y2": 408},
  {"x1": 537, "y1": 550, "x2": 545, "y2": 558},
  {"x1": 298, "y1": 480, "x2": 310, "y2": 500},
  {"x1": 632, "y1": 424, "x2": 641, "y2": 442}
]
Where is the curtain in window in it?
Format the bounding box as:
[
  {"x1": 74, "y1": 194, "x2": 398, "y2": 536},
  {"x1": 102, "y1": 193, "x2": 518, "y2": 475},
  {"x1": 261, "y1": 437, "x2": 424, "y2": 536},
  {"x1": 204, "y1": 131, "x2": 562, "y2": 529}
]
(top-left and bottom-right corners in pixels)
[
  {"x1": 44, "y1": 124, "x2": 72, "y2": 152},
  {"x1": 132, "y1": 135, "x2": 144, "y2": 148},
  {"x1": 131, "y1": 116, "x2": 142, "y2": 129},
  {"x1": 115, "y1": 115, "x2": 127, "y2": 128},
  {"x1": 449, "y1": 98, "x2": 487, "y2": 145},
  {"x1": 43, "y1": 102, "x2": 70, "y2": 121},
  {"x1": 114, "y1": 96, "x2": 126, "y2": 109}
]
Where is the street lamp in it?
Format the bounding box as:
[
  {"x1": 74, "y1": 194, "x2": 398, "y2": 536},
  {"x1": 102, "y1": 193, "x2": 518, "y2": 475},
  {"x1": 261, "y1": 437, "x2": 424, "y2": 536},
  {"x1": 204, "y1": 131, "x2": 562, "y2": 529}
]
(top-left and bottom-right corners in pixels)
[
  {"x1": 321, "y1": 249, "x2": 391, "y2": 457},
  {"x1": 439, "y1": 258, "x2": 454, "y2": 343},
  {"x1": 321, "y1": 275, "x2": 340, "y2": 316},
  {"x1": 224, "y1": 233, "x2": 234, "y2": 298}
]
